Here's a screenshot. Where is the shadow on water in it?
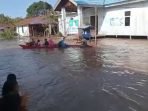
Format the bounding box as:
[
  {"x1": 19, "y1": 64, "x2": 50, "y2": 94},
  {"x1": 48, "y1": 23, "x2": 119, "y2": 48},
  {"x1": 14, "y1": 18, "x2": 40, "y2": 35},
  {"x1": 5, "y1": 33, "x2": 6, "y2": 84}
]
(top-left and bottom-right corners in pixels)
[{"x1": 0, "y1": 39, "x2": 148, "y2": 111}]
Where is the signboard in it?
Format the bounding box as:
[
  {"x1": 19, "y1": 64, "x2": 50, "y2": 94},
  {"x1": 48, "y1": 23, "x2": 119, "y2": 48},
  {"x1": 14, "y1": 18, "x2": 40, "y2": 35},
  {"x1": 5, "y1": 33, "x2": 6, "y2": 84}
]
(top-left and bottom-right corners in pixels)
[{"x1": 66, "y1": 16, "x2": 79, "y2": 34}]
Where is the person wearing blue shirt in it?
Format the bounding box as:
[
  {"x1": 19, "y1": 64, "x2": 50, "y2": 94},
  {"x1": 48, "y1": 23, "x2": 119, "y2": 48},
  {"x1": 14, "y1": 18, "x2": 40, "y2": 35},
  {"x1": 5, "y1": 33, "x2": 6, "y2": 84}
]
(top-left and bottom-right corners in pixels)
[
  {"x1": 58, "y1": 37, "x2": 69, "y2": 48},
  {"x1": 82, "y1": 29, "x2": 91, "y2": 40}
]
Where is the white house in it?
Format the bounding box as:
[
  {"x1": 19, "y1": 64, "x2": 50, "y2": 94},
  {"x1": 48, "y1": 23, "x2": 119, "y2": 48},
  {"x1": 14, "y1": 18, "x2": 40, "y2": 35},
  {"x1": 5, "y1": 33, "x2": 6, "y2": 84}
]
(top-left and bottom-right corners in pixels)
[
  {"x1": 16, "y1": 16, "x2": 49, "y2": 37},
  {"x1": 54, "y1": 0, "x2": 148, "y2": 39}
]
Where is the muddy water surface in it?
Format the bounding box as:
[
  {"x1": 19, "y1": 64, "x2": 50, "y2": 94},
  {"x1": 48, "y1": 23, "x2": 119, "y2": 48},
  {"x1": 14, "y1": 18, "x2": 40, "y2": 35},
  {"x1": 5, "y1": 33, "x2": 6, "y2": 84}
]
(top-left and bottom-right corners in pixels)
[{"x1": 0, "y1": 39, "x2": 148, "y2": 111}]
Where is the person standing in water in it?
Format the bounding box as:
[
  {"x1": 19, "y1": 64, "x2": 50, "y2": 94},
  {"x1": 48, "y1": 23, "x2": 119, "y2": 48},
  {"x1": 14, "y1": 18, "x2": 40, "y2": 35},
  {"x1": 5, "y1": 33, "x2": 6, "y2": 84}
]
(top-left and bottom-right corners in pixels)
[
  {"x1": 58, "y1": 37, "x2": 69, "y2": 48},
  {"x1": 1, "y1": 74, "x2": 28, "y2": 111}
]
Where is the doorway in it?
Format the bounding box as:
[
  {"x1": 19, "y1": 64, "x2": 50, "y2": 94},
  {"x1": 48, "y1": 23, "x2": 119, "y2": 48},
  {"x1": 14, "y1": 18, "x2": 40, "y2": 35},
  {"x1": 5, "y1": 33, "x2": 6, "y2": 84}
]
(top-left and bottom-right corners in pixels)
[{"x1": 90, "y1": 16, "x2": 98, "y2": 35}]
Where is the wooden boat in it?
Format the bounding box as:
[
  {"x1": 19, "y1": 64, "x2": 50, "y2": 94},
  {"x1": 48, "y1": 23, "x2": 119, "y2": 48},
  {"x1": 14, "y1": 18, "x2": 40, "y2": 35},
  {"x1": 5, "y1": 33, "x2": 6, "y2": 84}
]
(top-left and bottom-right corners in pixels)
[
  {"x1": 19, "y1": 44, "x2": 92, "y2": 49},
  {"x1": 19, "y1": 45, "x2": 57, "y2": 49}
]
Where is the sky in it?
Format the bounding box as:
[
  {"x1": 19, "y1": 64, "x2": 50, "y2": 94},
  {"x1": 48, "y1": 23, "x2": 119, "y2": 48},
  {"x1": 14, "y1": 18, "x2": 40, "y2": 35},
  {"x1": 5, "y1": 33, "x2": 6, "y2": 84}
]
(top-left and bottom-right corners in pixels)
[{"x1": 0, "y1": 0, "x2": 58, "y2": 18}]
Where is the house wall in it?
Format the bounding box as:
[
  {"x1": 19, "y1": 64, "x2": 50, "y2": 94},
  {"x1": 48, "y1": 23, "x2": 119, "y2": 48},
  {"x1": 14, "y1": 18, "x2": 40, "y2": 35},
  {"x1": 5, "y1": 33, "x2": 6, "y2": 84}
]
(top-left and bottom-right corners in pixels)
[
  {"x1": 58, "y1": 13, "x2": 79, "y2": 35},
  {"x1": 16, "y1": 26, "x2": 29, "y2": 37},
  {"x1": 82, "y1": 7, "x2": 105, "y2": 35},
  {"x1": 58, "y1": 1, "x2": 148, "y2": 36},
  {"x1": 83, "y1": 7, "x2": 95, "y2": 25},
  {"x1": 99, "y1": 1, "x2": 148, "y2": 36}
]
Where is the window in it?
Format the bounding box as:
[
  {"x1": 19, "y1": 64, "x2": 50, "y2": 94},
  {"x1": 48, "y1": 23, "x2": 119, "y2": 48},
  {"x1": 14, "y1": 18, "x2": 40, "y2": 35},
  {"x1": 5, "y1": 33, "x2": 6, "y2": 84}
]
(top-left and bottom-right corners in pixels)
[
  {"x1": 125, "y1": 11, "x2": 131, "y2": 26},
  {"x1": 125, "y1": 11, "x2": 131, "y2": 16},
  {"x1": 125, "y1": 17, "x2": 130, "y2": 26}
]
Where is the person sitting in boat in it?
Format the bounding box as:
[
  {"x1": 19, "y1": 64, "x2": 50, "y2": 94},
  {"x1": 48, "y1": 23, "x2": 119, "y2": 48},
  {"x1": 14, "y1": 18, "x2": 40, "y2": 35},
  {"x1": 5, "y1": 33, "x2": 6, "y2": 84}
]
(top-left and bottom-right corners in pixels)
[
  {"x1": 44, "y1": 39, "x2": 49, "y2": 47},
  {"x1": 58, "y1": 37, "x2": 69, "y2": 48},
  {"x1": 29, "y1": 39, "x2": 35, "y2": 46},
  {"x1": 36, "y1": 40, "x2": 41, "y2": 47},
  {"x1": 48, "y1": 37, "x2": 55, "y2": 48}
]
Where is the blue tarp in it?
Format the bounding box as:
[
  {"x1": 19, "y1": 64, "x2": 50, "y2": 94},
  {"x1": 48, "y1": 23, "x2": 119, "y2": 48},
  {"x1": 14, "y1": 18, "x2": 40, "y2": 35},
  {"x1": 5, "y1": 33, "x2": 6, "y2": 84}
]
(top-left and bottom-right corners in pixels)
[{"x1": 75, "y1": 0, "x2": 128, "y2": 5}]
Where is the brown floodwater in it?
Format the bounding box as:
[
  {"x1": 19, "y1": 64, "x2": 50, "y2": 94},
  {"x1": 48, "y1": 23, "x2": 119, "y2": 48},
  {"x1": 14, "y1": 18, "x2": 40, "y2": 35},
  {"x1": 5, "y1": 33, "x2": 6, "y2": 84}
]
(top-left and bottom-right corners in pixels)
[{"x1": 0, "y1": 39, "x2": 148, "y2": 111}]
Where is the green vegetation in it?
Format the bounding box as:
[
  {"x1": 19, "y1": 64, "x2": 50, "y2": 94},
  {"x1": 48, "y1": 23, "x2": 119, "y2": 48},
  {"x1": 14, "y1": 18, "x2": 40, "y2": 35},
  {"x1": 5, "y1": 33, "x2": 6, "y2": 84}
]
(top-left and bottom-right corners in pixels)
[
  {"x1": 0, "y1": 1, "x2": 58, "y2": 39},
  {"x1": 26, "y1": 1, "x2": 52, "y2": 17},
  {"x1": 46, "y1": 9, "x2": 58, "y2": 35},
  {"x1": 0, "y1": 14, "x2": 21, "y2": 40},
  {"x1": 47, "y1": 9, "x2": 58, "y2": 22},
  {"x1": 56, "y1": 32, "x2": 63, "y2": 37},
  {"x1": 0, "y1": 29, "x2": 17, "y2": 40},
  {"x1": 0, "y1": 14, "x2": 13, "y2": 24},
  {"x1": 0, "y1": 14, "x2": 22, "y2": 24}
]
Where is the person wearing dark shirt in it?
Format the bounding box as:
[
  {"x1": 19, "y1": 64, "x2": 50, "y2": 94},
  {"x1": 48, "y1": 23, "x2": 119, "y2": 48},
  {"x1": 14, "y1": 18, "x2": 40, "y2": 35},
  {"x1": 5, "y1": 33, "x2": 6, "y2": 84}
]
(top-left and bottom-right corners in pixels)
[
  {"x1": 1, "y1": 74, "x2": 27, "y2": 111},
  {"x1": 44, "y1": 39, "x2": 49, "y2": 47}
]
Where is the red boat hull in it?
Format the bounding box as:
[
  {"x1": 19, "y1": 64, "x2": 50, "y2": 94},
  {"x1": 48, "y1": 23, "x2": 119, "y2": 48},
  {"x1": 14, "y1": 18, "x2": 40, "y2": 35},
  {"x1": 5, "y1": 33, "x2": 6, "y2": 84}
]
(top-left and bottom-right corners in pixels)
[
  {"x1": 19, "y1": 45, "x2": 92, "y2": 49},
  {"x1": 19, "y1": 45, "x2": 58, "y2": 49}
]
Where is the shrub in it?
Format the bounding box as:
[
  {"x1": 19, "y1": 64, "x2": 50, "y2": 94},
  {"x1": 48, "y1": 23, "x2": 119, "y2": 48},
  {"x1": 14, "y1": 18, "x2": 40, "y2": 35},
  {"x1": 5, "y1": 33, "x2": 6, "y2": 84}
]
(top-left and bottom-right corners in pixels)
[
  {"x1": 0, "y1": 29, "x2": 17, "y2": 39},
  {"x1": 56, "y1": 32, "x2": 63, "y2": 37}
]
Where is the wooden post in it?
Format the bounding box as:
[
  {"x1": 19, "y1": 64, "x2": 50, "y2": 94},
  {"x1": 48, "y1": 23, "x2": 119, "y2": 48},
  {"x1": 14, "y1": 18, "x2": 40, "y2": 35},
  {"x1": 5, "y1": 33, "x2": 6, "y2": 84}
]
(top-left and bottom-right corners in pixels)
[
  {"x1": 61, "y1": 8, "x2": 66, "y2": 36},
  {"x1": 130, "y1": 35, "x2": 132, "y2": 40},
  {"x1": 31, "y1": 26, "x2": 33, "y2": 37},
  {"x1": 48, "y1": 24, "x2": 52, "y2": 36},
  {"x1": 95, "y1": 6, "x2": 97, "y2": 45}
]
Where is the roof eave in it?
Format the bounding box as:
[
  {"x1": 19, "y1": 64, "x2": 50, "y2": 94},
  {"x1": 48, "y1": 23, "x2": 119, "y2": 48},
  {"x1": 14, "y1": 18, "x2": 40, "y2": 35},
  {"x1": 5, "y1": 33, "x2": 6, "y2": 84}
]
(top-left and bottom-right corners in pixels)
[
  {"x1": 77, "y1": 4, "x2": 103, "y2": 7},
  {"x1": 54, "y1": 0, "x2": 61, "y2": 11},
  {"x1": 69, "y1": 0, "x2": 77, "y2": 6},
  {"x1": 54, "y1": 0, "x2": 77, "y2": 11},
  {"x1": 105, "y1": 0, "x2": 147, "y2": 7}
]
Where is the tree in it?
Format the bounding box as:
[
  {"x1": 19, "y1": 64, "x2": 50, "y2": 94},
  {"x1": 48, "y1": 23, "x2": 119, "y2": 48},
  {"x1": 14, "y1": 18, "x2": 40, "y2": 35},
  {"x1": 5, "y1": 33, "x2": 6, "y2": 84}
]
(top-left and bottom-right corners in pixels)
[
  {"x1": 26, "y1": 1, "x2": 52, "y2": 17},
  {"x1": 0, "y1": 14, "x2": 13, "y2": 24},
  {"x1": 12, "y1": 17, "x2": 23, "y2": 25},
  {"x1": 0, "y1": 14, "x2": 22, "y2": 39},
  {"x1": 0, "y1": 14, "x2": 23, "y2": 26},
  {"x1": 0, "y1": 29, "x2": 17, "y2": 39},
  {"x1": 46, "y1": 9, "x2": 59, "y2": 35}
]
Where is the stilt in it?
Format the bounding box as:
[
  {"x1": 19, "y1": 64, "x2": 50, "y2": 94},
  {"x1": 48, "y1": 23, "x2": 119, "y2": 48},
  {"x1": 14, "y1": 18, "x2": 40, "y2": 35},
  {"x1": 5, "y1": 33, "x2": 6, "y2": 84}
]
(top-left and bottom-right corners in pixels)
[
  {"x1": 95, "y1": 7, "x2": 97, "y2": 45},
  {"x1": 130, "y1": 35, "x2": 132, "y2": 40}
]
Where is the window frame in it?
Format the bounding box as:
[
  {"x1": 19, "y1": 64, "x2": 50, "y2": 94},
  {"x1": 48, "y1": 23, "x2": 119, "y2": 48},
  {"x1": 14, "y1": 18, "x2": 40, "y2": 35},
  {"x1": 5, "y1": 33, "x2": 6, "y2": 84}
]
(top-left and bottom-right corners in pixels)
[{"x1": 125, "y1": 11, "x2": 131, "y2": 26}]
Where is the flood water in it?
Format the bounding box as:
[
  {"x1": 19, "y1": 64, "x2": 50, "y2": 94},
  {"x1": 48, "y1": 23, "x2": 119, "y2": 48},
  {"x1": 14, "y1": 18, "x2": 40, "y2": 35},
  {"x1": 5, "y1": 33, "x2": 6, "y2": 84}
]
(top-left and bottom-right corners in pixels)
[{"x1": 0, "y1": 39, "x2": 148, "y2": 111}]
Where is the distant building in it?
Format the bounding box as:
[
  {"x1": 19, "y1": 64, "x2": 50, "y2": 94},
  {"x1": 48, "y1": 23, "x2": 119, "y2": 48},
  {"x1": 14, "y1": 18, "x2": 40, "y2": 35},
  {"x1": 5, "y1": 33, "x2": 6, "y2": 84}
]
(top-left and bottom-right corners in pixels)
[
  {"x1": 55, "y1": 0, "x2": 78, "y2": 36},
  {"x1": 0, "y1": 23, "x2": 14, "y2": 32},
  {"x1": 55, "y1": 0, "x2": 148, "y2": 38},
  {"x1": 16, "y1": 16, "x2": 57, "y2": 37}
]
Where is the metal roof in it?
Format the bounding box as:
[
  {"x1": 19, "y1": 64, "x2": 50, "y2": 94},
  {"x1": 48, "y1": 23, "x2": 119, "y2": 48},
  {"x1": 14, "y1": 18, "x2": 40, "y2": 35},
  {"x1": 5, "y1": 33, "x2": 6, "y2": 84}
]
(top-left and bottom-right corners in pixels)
[
  {"x1": 54, "y1": 0, "x2": 147, "y2": 11},
  {"x1": 74, "y1": 0, "x2": 128, "y2": 5},
  {"x1": 16, "y1": 16, "x2": 57, "y2": 26}
]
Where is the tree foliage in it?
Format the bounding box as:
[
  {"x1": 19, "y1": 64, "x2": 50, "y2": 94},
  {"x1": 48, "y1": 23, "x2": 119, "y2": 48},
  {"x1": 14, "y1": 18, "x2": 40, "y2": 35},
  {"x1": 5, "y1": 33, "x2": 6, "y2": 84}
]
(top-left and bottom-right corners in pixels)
[
  {"x1": 0, "y1": 14, "x2": 22, "y2": 25},
  {"x1": 0, "y1": 29, "x2": 17, "y2": 39},
  {"x1": 0, "y1": 14, "x2": 13, "y2": 24},
  {"x1": 46, "y1": 9, "x2": 59, "y2": 35},
  {"x1": 26, "y1": 1, "x2": 52, "y2": 17},
  {"x1": 0, "y1": 14, "x2": 21, "y2": 39},
  {"x1": 46, "y1": 9, "x2": 58, "y2": 24}
]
